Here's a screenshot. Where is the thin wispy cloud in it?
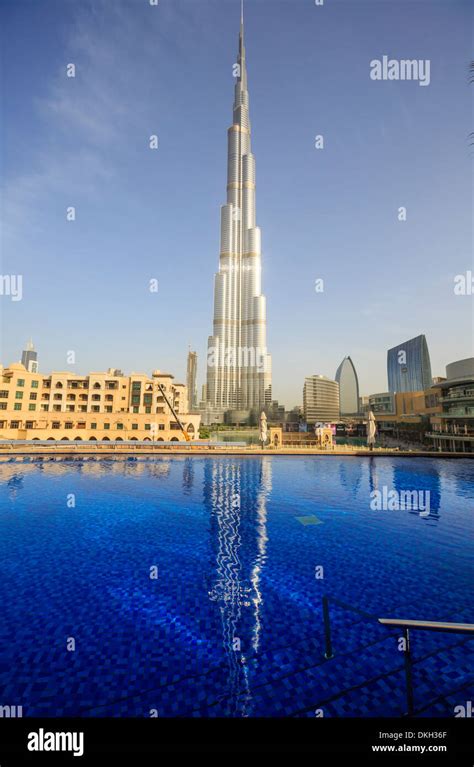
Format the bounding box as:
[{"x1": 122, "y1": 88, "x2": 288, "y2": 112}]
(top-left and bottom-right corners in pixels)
[{"x1": 2, "y1": 0, "x2": 189, "y2": 245}]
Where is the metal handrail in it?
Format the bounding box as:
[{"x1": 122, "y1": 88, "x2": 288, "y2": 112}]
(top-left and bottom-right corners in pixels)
[
  {"x1": 378, "y1": 618, "x2": 474, "y2": 635},
  {"x1": 322, "y1": 595, "x2": 474, "y2": 717},
  {"x1": 379, "y1": 618, "x2": 474, "y2": 717}
]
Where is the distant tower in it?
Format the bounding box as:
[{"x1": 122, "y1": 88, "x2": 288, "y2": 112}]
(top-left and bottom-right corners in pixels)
[
  {"x1": 21, "y1": 340, "x2": 38, "y2": 373},
  {"x1": 335, "y1": 356, "x2": 359, "y2": 414},
  {"x1": 186, "y1": 350, "x2": 198, "y2": 411},
  {"x1": 387, "y1": 334, "x2": 432, "y2": 392}
]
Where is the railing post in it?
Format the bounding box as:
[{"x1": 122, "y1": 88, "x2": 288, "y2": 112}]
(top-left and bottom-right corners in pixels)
[
  {"x1": 403, "y1": 627, "x2": 414, "y2": 716},
  {"x1": 322, "y1": 595, "x2": 333, "y2": 659}
]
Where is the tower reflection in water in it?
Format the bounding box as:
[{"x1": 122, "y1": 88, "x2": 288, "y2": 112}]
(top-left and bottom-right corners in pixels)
[
  {"x1": 368, "y1": 457, "x2": 441, "y2": 521},
  {"x1": 203, "y1": 457, "x2": 272, "y2": 716}
]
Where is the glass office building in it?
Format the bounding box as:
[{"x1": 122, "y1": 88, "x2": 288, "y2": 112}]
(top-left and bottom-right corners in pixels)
[{"x1": 387, "y1": 334, "x2": 432, "y2": 393}]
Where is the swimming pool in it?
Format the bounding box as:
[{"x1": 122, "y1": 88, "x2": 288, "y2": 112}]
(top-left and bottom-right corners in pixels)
[{"x1": 0, "y1": 455, "x2": 472, "y2": 717}]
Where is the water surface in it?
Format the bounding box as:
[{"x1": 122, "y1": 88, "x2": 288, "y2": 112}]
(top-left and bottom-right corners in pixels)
[{"x1": 0, "y1": 455, "x2": 472, "y2": 717}]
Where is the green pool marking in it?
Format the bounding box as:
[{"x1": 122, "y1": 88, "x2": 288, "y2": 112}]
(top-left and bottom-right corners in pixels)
[{"x1": 295, "y1": 515, "x2": 323, "y2": 526}]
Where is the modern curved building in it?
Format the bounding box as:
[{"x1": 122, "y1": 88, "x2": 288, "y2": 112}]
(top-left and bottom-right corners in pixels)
[
  {"x1": 335, "y1": 356, "x2": 359, "y2": 415},
  {"x1": 445, "y1": 358, "x2": 474, "y2": 381},
  {"x1": 206, "y1": 6, "x2": 271, "y2": 420},
  {"x1": 387, "y1": 334, "x2": 432, "y2": 393},
  {"x1": 428, "y1": 357, "x2": 474, "y2": 452}
]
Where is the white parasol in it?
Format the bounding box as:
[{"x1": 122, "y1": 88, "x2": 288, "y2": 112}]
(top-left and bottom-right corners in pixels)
[
  {"x1": 367, "y1": 410, "x2": 377, "y2": 450},
  {"x1": 259, "y1": 410, "x2": 268, "y2": 448}
]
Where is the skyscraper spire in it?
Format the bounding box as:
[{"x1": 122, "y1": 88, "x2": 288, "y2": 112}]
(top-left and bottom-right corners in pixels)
[
  {"x1": 206, "y1": 4, "x2": 272, "y2": 418},
  {"x1": 238, "y1": 0, "x2": 247, "y2": 90}
]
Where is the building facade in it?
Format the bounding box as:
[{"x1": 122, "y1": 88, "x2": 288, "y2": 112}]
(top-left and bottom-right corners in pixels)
[
  {"x1": 368, "y1": 392, "x2": 396, "y2": 416},
  {"x1": 303, "y1": 375, "x2": 340, "y2": 424},
  {"x1": 0, "y1": 363, "x2": 201, "y2": 442},
  {"x1": 387, "y1": 334, "x2": 432, "y2": 393},
  {"x1": 186, "y1": 350, "x2": 198, "y2": 412},
  {"x1": 205, "y1": 8, "x2": 271, "y2": 421},
  {"x1": 368, "y1": 388, "x2": 442, "y2": 440},
  {"x1": 335, "y1": 356, "x2": 359, "y2": 414},
  {"x1": 427, "y1": 358, "x2": 474, "y2": 453}
]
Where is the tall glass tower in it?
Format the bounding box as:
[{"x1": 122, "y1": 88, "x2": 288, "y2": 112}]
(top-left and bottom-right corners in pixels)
[
  {"x1": 206, "y1": 4, "x2": 271, "y2": 418},
  {"x1": 387, "y1": 334, "x2": 432, "y2": 392}
]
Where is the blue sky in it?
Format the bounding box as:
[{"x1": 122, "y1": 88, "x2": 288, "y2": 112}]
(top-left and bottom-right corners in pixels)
[{"x1": 1, "y1": 0, "x2": 472, "y2": 407}]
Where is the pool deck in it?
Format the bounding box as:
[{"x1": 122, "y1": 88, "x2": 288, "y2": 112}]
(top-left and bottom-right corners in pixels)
[{"x1": 0, "y1": 443, "x2": 471, "y2": 458}]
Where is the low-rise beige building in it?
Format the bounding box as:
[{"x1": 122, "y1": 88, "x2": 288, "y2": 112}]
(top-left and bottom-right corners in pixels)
[
  {"x1": 0, "y1": 363, "x2": 201, "y2": 442},
  {"x1": 369, "y1": 389, "x2": 442, "y2": 427}
]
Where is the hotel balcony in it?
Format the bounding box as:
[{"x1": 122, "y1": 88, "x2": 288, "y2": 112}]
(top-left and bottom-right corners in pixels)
[
  {"x1": 440, "y1": 391, "x2": 474, "y2": 402},
  {"x1": 442, "y1": 407, "x2": 474, "y2": 417}
]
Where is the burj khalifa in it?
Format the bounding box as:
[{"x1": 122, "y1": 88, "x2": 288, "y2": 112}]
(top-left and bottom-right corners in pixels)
[{"x1": 206, "y1": 3, "x2": 272, "y2": 420}]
